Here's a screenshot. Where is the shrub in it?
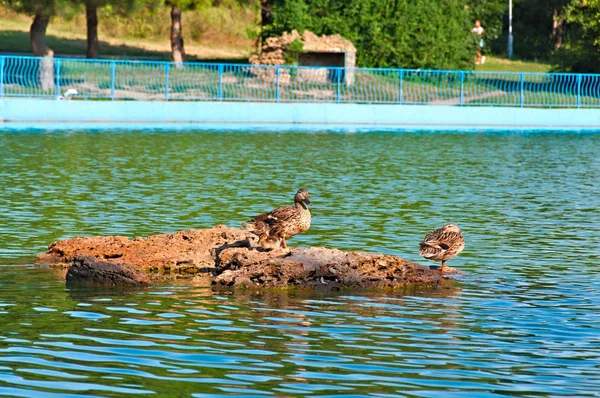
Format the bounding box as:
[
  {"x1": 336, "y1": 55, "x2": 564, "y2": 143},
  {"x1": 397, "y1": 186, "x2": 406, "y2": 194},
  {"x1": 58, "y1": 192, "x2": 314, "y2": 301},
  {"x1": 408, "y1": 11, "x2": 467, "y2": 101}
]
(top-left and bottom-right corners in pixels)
[{"x1": 265, "y1": 0, "x2": 477, "y2": 69}]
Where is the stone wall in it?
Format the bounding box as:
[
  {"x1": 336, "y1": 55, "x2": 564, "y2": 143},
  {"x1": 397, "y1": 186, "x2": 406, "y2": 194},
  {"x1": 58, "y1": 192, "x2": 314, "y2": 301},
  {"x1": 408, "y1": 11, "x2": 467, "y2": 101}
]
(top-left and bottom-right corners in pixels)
[{"x1": 250, "y1": 30, "x2": 356, "y2": 86}]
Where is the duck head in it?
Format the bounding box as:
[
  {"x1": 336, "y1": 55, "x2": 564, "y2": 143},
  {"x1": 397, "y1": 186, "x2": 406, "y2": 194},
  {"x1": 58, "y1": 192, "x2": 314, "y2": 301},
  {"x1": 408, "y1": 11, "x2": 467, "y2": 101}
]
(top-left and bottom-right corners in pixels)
[
  {"x1": 294, "y1": 188, "x2": 311, "y2": 207},
  {"x1": 442, "y1": 224, "x2": 461, "y2": 233}
]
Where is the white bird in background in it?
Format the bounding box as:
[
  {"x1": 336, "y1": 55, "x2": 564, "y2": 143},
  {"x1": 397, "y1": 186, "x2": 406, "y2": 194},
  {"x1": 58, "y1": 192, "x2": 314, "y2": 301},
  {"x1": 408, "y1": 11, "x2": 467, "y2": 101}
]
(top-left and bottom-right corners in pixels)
[{"x1": 57, "y1": 89, "x2": 78, "y2": 100}]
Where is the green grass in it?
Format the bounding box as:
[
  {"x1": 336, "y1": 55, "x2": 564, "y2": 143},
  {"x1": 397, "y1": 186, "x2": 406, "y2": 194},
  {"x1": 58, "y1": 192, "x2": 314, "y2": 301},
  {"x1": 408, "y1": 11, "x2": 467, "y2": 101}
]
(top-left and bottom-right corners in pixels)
[
  {"x1": 0, "y1": 30, "x2": 173, "y2": 60},
  {"x1": 0, "y1": 29, "x2": 251, "y2": 63},
  {"x1": 0, "y1": 4, "x2": 254, "y2": 62},
  {"x1": 475, "y1": 56, "x2": 552, "y2": 73}
]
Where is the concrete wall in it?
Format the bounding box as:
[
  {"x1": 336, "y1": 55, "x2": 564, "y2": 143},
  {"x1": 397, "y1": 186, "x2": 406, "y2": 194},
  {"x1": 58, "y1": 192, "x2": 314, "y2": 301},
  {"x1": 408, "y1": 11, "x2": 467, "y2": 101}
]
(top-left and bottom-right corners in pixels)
[{"x1": 1, "y1": 98, "x2": 600, "y2": 131}]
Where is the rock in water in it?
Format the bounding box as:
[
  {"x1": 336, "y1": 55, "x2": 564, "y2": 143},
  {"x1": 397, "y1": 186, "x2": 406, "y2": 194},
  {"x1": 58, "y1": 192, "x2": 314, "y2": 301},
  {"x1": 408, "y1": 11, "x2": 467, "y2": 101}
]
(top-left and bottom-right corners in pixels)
[
  {"x1": 66, "y1": 256, "x2": 150, "y2": 287},
  {"x1": 36, "y1": 226, "x2": 449, "y2": 289},
  {"x1": 36, "y1": 225, "x2": 251, "y2": 276},
  {"x1": 213, "y1": 246, "x2": 441, "y2": 289}
]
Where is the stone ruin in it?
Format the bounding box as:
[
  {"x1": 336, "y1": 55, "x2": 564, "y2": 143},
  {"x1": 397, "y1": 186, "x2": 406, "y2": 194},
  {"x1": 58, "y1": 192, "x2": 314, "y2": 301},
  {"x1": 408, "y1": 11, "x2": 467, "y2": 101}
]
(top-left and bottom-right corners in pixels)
[{"x1": 249, "y1": 30, "x2": 356, "y2": 86}]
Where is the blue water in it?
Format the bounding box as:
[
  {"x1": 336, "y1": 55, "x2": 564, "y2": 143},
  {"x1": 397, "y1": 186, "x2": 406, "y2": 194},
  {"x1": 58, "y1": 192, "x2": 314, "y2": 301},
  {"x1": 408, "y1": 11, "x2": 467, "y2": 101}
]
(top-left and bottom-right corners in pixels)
[{"x1": 0, "y1": 127, "x2": 599, "y2": 397}]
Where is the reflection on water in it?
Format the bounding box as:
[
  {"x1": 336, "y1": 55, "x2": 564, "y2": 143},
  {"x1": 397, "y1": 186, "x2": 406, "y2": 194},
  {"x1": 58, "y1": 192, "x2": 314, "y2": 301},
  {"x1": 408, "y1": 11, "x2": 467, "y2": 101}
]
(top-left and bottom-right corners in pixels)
[
  {"x1": 0, "y1": 266, "x2": 598, "y2": 396},
  {"x1": 1, "y1": 128, "x2": 600, "y2": 396}
]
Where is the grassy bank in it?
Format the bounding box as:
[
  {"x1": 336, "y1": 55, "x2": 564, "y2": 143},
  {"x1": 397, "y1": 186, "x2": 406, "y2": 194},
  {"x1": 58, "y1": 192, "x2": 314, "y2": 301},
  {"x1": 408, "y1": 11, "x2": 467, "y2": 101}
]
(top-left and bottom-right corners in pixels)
[
  {"x1": 474, "y1": 56, "x2": 551, "y2": 73},
  {"x1": 0, "y1": 4, "x2": 256, "y2": 62}
]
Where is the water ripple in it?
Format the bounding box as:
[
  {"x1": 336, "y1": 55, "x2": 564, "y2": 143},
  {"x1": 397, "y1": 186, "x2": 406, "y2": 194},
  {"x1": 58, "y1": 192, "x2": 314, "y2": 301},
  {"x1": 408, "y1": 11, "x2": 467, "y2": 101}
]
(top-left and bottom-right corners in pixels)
[{"x1": 0, "y1": 129, "x2": 599, "y2": 396}]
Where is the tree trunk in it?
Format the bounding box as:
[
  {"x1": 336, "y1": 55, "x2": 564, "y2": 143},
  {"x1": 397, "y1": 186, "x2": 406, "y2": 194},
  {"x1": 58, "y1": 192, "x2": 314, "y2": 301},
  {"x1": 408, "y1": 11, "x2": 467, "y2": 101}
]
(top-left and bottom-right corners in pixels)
[
  {"x1": 170, "y1": 5, "x2": 185, "y2": 65},
  {"x1": 261, "y1": 0, "x2": 273, "y2": 27},
  {"x1": 259, "y1": 0, "x2": 273, "y2": 48},
  {"x1": 86, "y1": 0, "x2": 99, "y2": 59},
  {"x1": 552, "y1": 7, "x2": 564, "y2": 51},
  {"x1": 30, "y1": 13, "x2": 55, "y2": 92}
]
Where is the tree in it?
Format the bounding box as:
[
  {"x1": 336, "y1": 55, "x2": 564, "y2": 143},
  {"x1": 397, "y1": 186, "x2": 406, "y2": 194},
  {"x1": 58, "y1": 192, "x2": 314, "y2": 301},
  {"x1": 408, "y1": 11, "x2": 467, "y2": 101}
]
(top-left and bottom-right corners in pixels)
[
  {"x1": 81, "y1": 0, "x2": 152, "y2": 59},
  {"x1": 30, "y1": 4, "x2": 53, "y2": 59},
  {"x1": 85, "y1": 0, "x2": 99, "y2": 58},
  {"x1": 265, "y1": 0, "x2": 477, "y2": 69},
  {"x1": 1, "y1": 0, "x2": 81, "y2": 57},
  {"x1": 553, "y1": 0, "x2": 600, "y2": 72},
  {"x1": 166, "y1": 0, "x2": 192, "y2": 63},
  {"x1": 490, "y1": 0, "x2": 568, "y2": 59},
  {"x1": 551, "y1": 1, "x2": 569, "y2": 50},
  {"x1": 164, "y1": 0, "x2": 214, "y2": 63},
  {"x1": 259, "y1": 0, "x2": 283, "y2": 43},
  {"x1": 497, "y1": 0, "x2": 600, "y2": 70},
  {"x1": 1, "y1": 0, "x2": 80, "y2": 90}
]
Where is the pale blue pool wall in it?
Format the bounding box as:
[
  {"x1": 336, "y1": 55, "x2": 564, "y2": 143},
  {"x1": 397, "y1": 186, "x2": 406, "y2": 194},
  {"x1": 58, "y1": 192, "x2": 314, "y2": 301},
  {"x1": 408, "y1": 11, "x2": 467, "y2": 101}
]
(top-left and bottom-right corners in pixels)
[{"x1": 1, "y1": 98, "x2": 600, "y2": 130}]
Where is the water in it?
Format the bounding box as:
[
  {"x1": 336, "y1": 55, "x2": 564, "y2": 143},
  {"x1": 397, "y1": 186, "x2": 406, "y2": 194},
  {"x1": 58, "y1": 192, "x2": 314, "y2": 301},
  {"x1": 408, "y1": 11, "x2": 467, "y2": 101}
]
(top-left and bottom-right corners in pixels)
[{"x1": 1, "y1": 127, "x2": 599, "y2": 397}]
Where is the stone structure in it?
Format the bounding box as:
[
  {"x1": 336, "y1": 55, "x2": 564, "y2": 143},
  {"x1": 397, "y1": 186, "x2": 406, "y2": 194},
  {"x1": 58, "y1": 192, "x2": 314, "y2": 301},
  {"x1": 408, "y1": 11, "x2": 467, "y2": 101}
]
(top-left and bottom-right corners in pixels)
[
  {"x1": 35, "y1": 225, "x2": 459, "y2": 290},
  {"x1": 250, "y1": 30, "x2": 356, "y2": 86}
]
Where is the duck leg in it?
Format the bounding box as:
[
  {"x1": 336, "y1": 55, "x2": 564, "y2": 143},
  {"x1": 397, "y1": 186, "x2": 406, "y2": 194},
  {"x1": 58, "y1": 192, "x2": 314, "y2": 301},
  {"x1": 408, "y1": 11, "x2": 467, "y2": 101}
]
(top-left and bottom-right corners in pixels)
[
  {"x1": 281, "y1": 238, "x2": 288, "y2": 249},
  {"x1": 440, "y1": 260, "x2": 446, "y2": 274}
]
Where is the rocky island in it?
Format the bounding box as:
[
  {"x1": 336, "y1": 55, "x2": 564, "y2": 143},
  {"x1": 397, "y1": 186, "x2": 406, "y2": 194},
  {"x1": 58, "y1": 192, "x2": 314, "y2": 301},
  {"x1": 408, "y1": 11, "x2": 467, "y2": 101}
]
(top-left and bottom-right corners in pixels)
[{"x1": 35, "y1": 225, "x2": 456, "y2": 289}]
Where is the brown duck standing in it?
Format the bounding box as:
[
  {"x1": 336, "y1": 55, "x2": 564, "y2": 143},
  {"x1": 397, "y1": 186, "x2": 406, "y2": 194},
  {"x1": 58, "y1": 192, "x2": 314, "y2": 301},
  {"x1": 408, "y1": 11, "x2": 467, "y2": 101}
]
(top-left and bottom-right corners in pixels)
[
  {"x1": 241, "y1": 189, "x2": 312, "y2": 249},
  {"x1": 419, "y1": 224, "x2": 465, "y2": 273}
]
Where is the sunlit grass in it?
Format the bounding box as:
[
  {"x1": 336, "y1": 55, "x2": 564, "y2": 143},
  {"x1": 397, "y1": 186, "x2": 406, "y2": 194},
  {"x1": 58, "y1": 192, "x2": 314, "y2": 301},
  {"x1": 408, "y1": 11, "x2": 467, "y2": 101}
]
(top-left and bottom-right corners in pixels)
[
  {"x1": 0, "y1": 4, "x2": 254, "y2": 62},
  {"x1": 475, "y1": 56, "x2": 552, "y2": 73}
]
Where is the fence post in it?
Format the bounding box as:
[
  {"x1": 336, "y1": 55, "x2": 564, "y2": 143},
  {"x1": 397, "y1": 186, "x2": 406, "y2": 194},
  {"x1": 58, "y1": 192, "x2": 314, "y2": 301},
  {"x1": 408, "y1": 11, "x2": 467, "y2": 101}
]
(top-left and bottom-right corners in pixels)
[
  {"x1": 164, "y1": 63, "x2": 170, "y2": 101},
  {"x1": 459, "y1": 71, "x2": 465, "y2": 106},
  {"x1": 0, "y1": 56, "x2": 4, "y2": 99},
  {"x1": 218, "y1": 64, "x2": 224, "y2": 101},
  {"x1": 336, "y1": 67, "x2": 341, "y2": 103},
  {"x1": 275, "y1": 66, "x2": 280, "y2": 103},
  {"x1": 398, "y1": 70, "x2": 403, "y2": 104},
  {"x1": 576, "y1": 74, "x2": 582, "y2": 108},
  {"x1": 110, "y1": 61, "x2": 116, "y2": 101},
  {"x1": 55, "y1": 58, "x2": 61, "y2": 97},
  {"x1": 519, "y1": 73, "x2": 525, "y2": 107}
]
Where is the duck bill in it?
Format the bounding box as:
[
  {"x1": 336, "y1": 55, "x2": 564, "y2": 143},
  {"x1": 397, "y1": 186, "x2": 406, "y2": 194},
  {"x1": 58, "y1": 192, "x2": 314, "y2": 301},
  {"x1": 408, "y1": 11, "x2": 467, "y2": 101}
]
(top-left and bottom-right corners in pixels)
[{"x1": 304, "y1": 198, "x2": 312, "y2": 206}]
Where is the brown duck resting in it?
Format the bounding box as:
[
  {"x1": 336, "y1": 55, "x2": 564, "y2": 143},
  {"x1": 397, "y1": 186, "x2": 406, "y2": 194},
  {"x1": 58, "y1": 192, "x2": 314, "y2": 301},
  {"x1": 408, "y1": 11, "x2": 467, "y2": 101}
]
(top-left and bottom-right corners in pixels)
[
  {"x1": 241, "y1": 189, "x2": 312, "y2": 249},
  {"x1": 419, "y1": 223, "x2": 465, "y2": 273}
]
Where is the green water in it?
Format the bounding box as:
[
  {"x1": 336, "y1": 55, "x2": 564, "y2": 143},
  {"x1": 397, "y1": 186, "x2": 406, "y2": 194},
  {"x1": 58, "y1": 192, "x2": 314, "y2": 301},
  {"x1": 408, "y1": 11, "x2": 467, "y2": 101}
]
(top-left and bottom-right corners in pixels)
[{"x1": 0, "y1": 128, "x2": 599, "y2": 397}]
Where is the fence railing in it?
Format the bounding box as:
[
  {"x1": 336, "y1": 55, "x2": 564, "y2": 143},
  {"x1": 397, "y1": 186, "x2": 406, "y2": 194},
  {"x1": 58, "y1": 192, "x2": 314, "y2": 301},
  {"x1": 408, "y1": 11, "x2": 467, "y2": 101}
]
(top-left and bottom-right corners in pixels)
[{"x1": 1, "y1": 55, "x2": 599, "y2": 108}]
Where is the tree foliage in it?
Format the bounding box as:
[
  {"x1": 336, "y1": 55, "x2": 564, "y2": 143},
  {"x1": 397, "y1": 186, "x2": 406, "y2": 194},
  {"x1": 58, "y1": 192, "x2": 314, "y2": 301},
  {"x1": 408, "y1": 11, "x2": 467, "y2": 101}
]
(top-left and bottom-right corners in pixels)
[
  {"x1": 263, "y1": 0, "x2": 507, "y2": 69},
  {"x1": 0, "y1": 0, "x2": 81, "y2": 18},
  {"x1": 486, "y1": 0, "x2": 568, "y2": 60},
  {"x1": 551, "y1": 0, "x2": 600, "y2": 72},
  {"x1": 507, "y1": 0, "x2": 600, "y2": 72}
]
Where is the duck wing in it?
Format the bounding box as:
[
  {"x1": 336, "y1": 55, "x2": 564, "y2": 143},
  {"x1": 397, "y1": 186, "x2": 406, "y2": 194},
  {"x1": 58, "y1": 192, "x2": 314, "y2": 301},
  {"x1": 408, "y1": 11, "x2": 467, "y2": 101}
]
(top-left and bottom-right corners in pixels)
[
  {"x1": 242, "y1": 205, "x2": 295, "y2": 235},
  {"x1": 419, "y1": 240, "x2": 449, "y2": 259},
  {"x1": 420, "y1": 240, "x2": 450, "y2": 250},
  {"x1": 267, "y1": 205, "x2": 298, "y2": 222},
  {"x1": 248, "y1": 210, "x2": 279, "y2": 225},
  {"x1": 419, "y1": 228, "x2": 464, "y2": 259}
]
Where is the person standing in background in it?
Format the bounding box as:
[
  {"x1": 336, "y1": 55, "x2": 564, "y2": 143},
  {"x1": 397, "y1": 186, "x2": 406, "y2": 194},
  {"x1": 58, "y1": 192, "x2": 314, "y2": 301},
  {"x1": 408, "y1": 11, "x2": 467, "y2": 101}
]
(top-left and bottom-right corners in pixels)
[{"x1": 472, "y1": 20, "x2": 485, "y2": 64}]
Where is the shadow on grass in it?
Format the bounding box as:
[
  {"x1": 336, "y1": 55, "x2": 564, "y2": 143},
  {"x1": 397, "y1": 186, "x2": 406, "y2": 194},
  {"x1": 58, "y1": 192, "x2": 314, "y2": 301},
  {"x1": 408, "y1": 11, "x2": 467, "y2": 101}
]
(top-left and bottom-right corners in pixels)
[
  {"x1": 472, "y1": 75, "x2": 599, "y2": 98},
  {"x1": 0, "y1": 30, "x2": 247, "y2": 64}
]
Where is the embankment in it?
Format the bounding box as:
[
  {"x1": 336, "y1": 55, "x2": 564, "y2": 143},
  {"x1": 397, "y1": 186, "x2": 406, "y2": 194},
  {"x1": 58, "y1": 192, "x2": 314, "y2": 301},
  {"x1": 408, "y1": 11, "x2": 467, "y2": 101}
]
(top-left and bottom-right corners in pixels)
[{"x1": 2, "y1": 98, "x2": 599, "y2": 130}]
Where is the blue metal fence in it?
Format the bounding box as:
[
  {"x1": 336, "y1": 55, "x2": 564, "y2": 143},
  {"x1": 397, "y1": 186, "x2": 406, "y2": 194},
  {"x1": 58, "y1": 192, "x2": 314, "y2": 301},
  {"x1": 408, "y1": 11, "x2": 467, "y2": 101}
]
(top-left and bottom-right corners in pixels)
[{"x1": 1, "y1": 55, "x2": 599, "y2": 108}]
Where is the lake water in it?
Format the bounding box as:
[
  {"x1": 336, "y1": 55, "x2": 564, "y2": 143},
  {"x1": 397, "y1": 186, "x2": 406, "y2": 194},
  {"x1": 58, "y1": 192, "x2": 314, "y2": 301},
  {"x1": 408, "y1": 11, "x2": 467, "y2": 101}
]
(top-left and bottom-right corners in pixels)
[{"x1": 0, "y1": 127, "x2": 599, "y2": 397}]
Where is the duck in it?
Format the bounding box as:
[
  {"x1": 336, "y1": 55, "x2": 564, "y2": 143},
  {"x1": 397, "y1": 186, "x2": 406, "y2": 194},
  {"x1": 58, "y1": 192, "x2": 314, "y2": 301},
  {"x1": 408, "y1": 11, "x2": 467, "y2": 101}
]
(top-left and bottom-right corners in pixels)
[
  {"x1": 241, "y1": 188, "x2": 312, "y2": 249},
  {"x1": 419, "y1": 224, "x2": 465, "y2": 273}
]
